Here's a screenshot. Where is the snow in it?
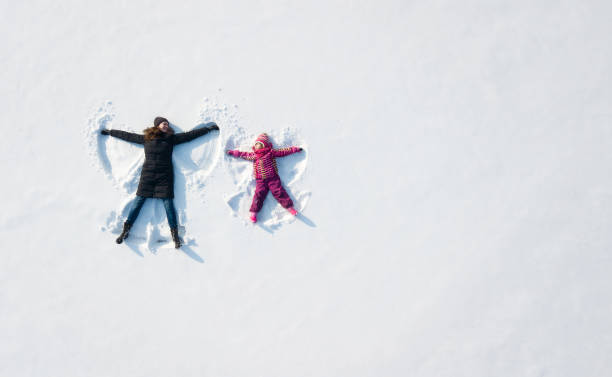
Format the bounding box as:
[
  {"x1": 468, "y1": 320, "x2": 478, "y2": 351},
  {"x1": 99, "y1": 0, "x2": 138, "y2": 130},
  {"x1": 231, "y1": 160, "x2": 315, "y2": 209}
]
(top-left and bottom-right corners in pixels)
[{"x1": 2, "y1": 1, "x2": 612, "y2": 376}]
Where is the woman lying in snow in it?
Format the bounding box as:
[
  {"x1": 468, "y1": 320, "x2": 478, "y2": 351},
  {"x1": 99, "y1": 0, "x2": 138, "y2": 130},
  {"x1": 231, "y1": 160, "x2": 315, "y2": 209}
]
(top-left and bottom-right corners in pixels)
[
  {"x1": 100, "y1": 117, "x2": 219, "y2": 248},
  {"x1": 227, "y1": 133, "x2": 303, "y2": 223}
]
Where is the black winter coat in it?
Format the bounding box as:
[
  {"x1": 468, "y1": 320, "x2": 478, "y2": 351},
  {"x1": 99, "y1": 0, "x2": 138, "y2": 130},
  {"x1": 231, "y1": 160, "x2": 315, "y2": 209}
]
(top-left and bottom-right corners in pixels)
[{"x1": 109, "y1": 125, "x2": 216, "y2": 198}]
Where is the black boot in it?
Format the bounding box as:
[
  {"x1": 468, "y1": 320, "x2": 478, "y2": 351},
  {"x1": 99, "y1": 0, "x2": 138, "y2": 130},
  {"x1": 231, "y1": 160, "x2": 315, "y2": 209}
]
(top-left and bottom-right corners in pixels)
[
  {"x1": 116, "y1": 222, "x2": 132, "y2": 244},
  {"x1": 170, "y1": 227, "x2": 181, "y2": 249}
]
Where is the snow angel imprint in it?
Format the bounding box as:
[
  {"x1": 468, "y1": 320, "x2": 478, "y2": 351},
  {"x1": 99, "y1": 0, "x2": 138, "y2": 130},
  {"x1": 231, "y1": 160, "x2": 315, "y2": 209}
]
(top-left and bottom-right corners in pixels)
[
  {"x1": 100, "y1": 117, "x2": 219, "y2": 248},
  {"x1": 226, "y1": 133, "x2": 303, "y2": 223}
]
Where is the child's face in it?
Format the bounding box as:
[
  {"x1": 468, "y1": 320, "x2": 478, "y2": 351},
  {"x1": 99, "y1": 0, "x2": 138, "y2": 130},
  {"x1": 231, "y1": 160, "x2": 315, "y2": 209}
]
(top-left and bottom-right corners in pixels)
[{"x1": 254, "y1": 142, "x2": 264, "y2": 150}]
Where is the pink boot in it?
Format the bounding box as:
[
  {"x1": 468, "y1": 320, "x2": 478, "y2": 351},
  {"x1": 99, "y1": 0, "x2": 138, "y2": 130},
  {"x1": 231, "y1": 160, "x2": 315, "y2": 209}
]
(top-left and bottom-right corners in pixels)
[
  {"x1": 249, "y1": 212, "x2": 257, "y2": 223},
  {"x1": 288, "y1": 207, "x2": 298, "y2": 216}
]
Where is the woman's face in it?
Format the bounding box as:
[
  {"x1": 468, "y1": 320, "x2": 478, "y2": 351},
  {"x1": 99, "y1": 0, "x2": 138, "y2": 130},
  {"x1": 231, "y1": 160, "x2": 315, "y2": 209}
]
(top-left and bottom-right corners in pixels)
[{"x1": 158, "y1": 121, "x2": 170, "y2": 133}]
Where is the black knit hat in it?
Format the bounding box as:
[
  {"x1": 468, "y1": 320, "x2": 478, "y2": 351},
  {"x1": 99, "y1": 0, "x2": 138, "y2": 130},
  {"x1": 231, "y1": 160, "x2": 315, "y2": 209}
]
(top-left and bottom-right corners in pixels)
[{"x1": 154, "y1": 117, "x2": 169, "y2": 127}]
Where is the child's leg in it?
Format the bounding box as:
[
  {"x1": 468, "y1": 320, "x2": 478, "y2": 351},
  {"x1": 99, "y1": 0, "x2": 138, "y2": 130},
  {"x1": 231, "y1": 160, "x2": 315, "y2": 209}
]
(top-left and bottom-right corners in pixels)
[
  {"x1": 126, "y1": 196, "x2": 147, "y2": 225},
  {"x1": 249, "y1": 179, "x2": 269, "y2": 213},
  {"x1": 162, "y1": 198, "x2": 178, "y2": 229},
  {"x1": 268, "y1": 177, "x2": 294, "y2": 209}
]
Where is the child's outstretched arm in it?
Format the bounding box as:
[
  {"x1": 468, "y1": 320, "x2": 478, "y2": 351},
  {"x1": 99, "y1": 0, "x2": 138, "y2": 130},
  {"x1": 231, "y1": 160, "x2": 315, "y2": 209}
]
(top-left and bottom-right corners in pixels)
[
  {"x1": 272, "y1": 146, "x2": 303, "y2": 157},
  {"x1": 227, "y1": 150, "x2": 257, "y2": 161}
]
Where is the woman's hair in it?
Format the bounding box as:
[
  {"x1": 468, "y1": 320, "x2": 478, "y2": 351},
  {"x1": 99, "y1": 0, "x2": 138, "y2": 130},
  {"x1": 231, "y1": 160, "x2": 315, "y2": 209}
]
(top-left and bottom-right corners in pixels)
[{"x1": 143, "y1": 125, "x2": 174, "y2": 141}]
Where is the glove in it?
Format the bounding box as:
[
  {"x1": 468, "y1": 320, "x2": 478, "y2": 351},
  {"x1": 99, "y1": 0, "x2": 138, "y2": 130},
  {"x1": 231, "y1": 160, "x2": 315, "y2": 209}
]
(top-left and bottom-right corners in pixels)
[
  {"x1": 100, "y1": 129, "x2": 110, "y2": 135},
  {"x1": 227, "y1": 150, "x2": 236, "y2": 156},
  {"x1": 208, "y1": 124, "x2": 219, "y2": 131},
  {"x1": 298, "y1": 147, "x2": 303, "y2": 151}
]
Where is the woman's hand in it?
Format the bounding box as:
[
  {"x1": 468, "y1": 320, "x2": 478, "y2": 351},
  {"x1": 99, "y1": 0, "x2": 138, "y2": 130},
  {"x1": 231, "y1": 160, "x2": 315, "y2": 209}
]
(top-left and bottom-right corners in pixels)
[
  {"x1": 208, "y1": 124, "x2": 219, "y2": 131},
  {"x1": 100, "y1": 129, "x2": 110, "y2": 135}
]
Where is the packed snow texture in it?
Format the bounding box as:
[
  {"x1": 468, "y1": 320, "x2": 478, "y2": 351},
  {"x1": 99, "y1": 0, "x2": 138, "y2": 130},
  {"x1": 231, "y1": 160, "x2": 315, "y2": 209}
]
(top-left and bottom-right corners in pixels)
[{"x1": 2, "y1": 1, "x2": 612, "y2": 377}]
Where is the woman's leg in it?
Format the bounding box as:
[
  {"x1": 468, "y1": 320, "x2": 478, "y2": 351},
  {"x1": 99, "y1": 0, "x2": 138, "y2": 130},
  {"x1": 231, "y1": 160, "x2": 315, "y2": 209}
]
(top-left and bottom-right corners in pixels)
[
  {"x1": 162, "y1": 198, "x2": 178, "y2": 229},
  {"x1": 162, "y1": 199, "x2": 181, "y2": 248},
  {"x1": 117, "y1": 196, "x2": 146, "y2": 244},
  {"x1": 126, "y1": 196, "x2": 147, "y2": 225}
]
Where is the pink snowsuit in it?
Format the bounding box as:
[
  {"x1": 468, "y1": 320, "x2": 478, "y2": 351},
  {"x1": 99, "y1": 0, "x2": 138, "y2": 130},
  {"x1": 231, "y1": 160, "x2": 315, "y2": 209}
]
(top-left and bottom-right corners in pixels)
[{"x1": 227, "y1": 133, "x2": 301, "y2": 213}]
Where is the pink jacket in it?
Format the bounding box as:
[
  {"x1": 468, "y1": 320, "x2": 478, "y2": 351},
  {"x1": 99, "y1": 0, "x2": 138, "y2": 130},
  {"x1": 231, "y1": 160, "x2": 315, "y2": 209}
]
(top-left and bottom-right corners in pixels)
[{"x1": 227, "y1": 133, "x2": 301, "y2": 180}]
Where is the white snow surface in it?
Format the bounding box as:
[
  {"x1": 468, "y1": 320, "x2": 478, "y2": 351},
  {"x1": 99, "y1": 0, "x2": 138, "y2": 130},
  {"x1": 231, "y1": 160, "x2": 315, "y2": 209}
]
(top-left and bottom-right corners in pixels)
[{"x1": 2, "y1": 1, "x2": 612, "y2": 376}]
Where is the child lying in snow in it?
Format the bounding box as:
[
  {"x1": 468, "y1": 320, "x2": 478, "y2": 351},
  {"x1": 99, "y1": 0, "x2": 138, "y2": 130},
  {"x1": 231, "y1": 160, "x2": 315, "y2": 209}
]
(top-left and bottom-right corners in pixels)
[{"x1": 227, "y1": 133, "x2": 303, "y2": 223}]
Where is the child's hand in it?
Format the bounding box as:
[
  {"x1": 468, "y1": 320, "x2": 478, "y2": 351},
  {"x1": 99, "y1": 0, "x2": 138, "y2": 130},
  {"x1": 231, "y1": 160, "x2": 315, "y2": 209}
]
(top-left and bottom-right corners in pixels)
[
  {"x1": 100, "y1": 129, "x2": 110, "y2": 135},
  {"x1": 297, "y1": 147, "x2": 303, "y2": 152}
]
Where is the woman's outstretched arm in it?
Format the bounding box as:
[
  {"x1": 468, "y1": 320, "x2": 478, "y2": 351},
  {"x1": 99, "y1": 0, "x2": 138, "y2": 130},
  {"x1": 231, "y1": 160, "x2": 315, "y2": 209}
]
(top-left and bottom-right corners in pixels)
[
  {"x1": 101, "y1": 129, "x2": 145, "y2": 144},
  {"x1": 173, "y1": 123, "x2": 219, "y2": 145}
]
